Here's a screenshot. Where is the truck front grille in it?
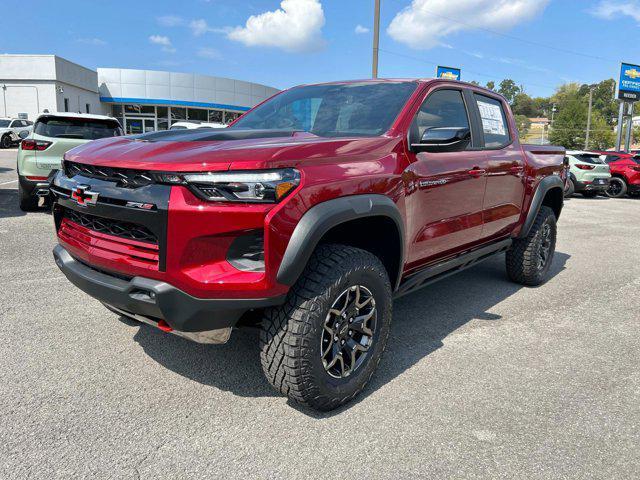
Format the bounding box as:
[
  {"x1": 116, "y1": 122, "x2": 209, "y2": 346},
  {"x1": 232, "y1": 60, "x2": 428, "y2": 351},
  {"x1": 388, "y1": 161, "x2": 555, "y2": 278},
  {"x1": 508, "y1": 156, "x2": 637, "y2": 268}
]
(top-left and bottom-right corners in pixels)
[{"x1": 64, "y1": 161, "x2": 155, "y2": 188}]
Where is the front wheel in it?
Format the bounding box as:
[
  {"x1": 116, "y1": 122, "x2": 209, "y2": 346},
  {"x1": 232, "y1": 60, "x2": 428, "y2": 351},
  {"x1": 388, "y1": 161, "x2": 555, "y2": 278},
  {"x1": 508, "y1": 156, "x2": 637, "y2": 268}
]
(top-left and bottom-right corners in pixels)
[
  {"x1": 606, "y1": 177, "x2": 627, "y2": 198},
  {"x1": 260, "y1": 244, "x2": 392, "y2": 411},
  {"x1": 506, "y1": 206, "x2": 557, "y2": 286}
]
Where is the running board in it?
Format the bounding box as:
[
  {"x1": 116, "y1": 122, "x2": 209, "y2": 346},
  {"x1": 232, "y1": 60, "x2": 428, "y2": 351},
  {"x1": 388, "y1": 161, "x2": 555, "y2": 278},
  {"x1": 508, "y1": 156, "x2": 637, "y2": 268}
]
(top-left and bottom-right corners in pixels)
[{"x1": 394, "y1": 239, "x2": 512, "y2": 299}]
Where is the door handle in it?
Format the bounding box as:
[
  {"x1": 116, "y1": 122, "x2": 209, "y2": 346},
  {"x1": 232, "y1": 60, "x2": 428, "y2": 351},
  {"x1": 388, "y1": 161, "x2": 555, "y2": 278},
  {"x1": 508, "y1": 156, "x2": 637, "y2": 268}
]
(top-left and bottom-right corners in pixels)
[{"x1": 468, "y1": 168, "x2": 486, "y2": 177}]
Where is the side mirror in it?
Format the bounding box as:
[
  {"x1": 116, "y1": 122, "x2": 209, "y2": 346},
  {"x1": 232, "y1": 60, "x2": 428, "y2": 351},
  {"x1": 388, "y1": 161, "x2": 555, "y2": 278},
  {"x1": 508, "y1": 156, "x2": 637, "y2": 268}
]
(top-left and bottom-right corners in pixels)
[
  {"x1": 18, "y1": 130, "x2": 30, "y2": 140},
  {"x1": 411, "y1": 127, "x2": 471, "y2": 153}
]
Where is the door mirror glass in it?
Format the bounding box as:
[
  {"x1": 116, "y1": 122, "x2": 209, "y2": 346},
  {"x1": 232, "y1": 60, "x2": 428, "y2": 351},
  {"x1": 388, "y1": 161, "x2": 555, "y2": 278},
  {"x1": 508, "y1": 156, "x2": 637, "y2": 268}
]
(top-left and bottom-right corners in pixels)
[
  {"x1": 18, "y1": 130, "x2": 30, "y2": 139},
  {"x1": 412, "y1": 127, "x2": 471, "y2": 153}
]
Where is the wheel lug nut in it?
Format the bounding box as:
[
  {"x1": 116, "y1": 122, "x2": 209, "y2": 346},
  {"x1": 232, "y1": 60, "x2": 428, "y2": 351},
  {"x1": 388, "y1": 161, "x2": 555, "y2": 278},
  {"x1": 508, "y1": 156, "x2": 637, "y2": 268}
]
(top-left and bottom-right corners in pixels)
[
  {"x1": 334, "y1": 335, "x2": 338, "y2": 341},
  {"x1": 349, "y1": 318, "x2": 353, "y2": 323},
  {"x1": 341, "y1": 339, "x2": 345, "y2": 345},
  {"x1": 349, "y1": 330, "x2": 353, "y2": 336}
]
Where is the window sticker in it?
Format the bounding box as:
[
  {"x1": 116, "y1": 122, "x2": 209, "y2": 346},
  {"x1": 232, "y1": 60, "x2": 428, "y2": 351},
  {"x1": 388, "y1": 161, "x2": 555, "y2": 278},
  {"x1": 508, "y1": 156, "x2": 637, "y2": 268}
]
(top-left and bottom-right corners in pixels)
[{"x1": 477, "y1": 100, "x2": 506, "y2": 136}]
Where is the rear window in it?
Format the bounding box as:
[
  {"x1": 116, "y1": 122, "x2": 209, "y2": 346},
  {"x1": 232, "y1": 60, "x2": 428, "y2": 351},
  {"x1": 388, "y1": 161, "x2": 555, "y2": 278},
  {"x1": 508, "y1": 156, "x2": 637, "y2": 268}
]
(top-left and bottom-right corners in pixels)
[
  {"x1": 0, "y1": 120, "x2": 9, "y2": 128},
  {"x1": 573, "y1": 154, "x2": 604, "y2": 164},
  {"x1": 34, "y1": 117, "x2": 123, "y2": 140}
]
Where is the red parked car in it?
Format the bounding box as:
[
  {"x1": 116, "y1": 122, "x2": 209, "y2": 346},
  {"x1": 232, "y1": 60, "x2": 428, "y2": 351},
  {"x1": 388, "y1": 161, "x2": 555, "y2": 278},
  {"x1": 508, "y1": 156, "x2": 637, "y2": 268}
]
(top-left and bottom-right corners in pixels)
[
  {"x1": 591, "y1": 151, "x2": 640, "y2": 197},
  {"x1": 51, "y1": 79, "x2": 565, "y2": 410}
]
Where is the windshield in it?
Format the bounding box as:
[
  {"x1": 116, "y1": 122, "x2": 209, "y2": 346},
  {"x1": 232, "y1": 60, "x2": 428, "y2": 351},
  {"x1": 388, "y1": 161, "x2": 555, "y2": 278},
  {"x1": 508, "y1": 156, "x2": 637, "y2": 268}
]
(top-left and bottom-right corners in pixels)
[
  {"x1": 231, "y1": 82, "x2": 417, "y2": 138},
  {"x1": 34, "y1": 117, "x2": 123, "y2": 140},
  {"x1": 0, "y1": 120, "x2": 10, "y2": 128}
]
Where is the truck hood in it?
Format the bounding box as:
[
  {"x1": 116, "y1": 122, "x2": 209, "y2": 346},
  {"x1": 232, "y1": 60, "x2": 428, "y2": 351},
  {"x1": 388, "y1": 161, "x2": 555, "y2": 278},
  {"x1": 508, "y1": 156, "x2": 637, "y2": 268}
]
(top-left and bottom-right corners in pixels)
[{"x1": 63, "y1": 129, "x2": 398, "y2": 172}]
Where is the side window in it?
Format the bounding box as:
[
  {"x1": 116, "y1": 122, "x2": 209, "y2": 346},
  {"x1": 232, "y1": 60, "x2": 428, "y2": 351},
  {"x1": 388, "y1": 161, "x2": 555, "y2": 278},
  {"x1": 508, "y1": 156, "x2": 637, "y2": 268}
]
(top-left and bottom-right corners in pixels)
[
  {"x1": 415, "y1": 89, "x2": 470, "y2": 142},
  {"x1": 474, "y1": 94, "x2": 510, "y2": 148},
  {"x1": 605, "y1": 155, "x2": 619, "y2": 164},
  {"x1": 10, "y1": 120, "x2": 20, "y2": 128}
]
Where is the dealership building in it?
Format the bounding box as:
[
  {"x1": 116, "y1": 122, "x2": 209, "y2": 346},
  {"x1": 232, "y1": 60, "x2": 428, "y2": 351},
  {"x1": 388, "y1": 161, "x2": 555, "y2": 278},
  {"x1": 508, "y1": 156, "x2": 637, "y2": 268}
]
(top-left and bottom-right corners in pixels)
[{"x1": 0, "y1": 54, "x2": 279, "y2": 134}]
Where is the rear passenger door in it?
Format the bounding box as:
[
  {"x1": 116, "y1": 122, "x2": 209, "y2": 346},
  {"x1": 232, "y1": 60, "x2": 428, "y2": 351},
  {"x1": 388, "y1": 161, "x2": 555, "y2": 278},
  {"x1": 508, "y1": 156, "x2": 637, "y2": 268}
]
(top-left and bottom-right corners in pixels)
[{"x1": 470, "y1": 93, "x2": 525, "y2": 240}]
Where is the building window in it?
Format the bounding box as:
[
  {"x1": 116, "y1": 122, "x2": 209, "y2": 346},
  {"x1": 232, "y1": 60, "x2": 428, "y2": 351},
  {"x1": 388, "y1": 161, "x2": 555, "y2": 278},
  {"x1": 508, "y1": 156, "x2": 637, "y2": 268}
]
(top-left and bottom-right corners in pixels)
[
  {"x1": 64, "y1": 98, "x2": 70, "y2": 112},
  {"x1": 86, "y1": 104, "x2": 90, "y2": 114},
  {"x1": 170, "y1": 107, "x2": 186, "y2": 124},
  {"x1": 224, "y1": 111, "x2": 242, "y2": 124},
  {"x1": 157, "y1": 106, "x2": 169, "y2": 130},
  {"x1": 187, "y1": 108, "x2": 208, "y2": 122},
  {"x1": 208, "y1": 110, "x2": 223, "y2": 123},
  {"x1": 124, "y1": 104, "x2": 155, "y2": 116}
]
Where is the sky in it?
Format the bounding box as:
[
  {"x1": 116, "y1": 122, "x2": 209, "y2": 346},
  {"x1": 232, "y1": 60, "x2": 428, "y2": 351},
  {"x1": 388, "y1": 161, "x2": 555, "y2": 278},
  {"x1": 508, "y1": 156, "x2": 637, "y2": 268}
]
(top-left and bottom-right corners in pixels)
[{"x1": 2, "y1": 0, "x2": 639, "y2": 98}]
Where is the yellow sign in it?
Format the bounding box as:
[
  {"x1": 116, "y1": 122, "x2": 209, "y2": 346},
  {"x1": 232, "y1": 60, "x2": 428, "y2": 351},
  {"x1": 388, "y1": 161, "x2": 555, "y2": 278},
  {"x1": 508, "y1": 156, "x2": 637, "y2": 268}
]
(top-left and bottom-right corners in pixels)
[
  {"x1": 625, "y1": 67, "x2": 640, "y2": 79},
  {"x1": 439, "y1": 72, "x2": 459, "y2": 81}
]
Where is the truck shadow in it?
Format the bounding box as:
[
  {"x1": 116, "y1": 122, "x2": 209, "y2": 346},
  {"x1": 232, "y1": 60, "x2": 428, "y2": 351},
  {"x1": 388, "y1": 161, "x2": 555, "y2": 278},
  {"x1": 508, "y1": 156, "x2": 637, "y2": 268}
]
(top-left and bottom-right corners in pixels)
[{"x1": 130, "y1": 251, "x2": 570, "y2": 414}]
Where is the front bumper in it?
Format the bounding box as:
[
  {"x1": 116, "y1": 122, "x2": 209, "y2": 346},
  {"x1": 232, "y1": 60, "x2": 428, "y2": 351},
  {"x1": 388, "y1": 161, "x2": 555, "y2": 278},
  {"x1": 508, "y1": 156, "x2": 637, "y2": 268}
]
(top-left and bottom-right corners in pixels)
[{"x1": 53, "y1": 245, "x2": 285, "y2": 343}]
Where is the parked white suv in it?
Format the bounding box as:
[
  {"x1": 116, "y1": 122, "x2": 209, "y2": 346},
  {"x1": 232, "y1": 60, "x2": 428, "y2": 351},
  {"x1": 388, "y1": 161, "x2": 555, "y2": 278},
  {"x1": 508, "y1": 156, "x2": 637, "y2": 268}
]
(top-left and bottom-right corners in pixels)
[{"x1": 0, "y1": 118, "x2": 33, "y2": 148}]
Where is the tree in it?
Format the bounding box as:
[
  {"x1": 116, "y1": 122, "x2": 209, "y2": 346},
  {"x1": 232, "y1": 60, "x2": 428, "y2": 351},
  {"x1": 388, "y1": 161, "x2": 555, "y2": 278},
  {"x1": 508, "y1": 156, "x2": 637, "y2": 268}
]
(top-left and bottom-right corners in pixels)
[
  {"x1": 486, "y1": 81, "x2": 495, "y2": 91},
  {"x1": 549, "y1": 93, "x2": 588, "y2": 149},
  {"x1": 498, "y1": 79, "x2": 521, "y2": 104},
  {"x1": 514, "y1": 115, "x2": 532, "y2": 137},
  {"x1": 512, "y1": 92, "x2": 536, "y2": 117},
  {"x1": 588, "y1": 113, "x2": 615, "y2": 150},
  {"x1": 468, "y1": 80, "x2": 480, "y2": 86}
]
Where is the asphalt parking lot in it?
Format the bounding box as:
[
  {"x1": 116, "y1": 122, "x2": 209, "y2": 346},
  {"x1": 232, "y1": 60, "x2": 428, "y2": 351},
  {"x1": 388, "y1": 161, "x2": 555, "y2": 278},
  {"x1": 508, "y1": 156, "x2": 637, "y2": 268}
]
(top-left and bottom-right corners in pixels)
[{"x1": 1, "y1": 149, "x2": 639, "y2": 479}]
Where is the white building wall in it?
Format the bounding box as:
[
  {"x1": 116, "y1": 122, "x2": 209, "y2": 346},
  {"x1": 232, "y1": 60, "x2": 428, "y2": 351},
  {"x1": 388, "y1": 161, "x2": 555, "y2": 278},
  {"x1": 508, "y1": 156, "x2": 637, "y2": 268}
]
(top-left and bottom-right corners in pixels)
[{"x1": 1, "y1": 81, "x2": 57, "y2": 120}]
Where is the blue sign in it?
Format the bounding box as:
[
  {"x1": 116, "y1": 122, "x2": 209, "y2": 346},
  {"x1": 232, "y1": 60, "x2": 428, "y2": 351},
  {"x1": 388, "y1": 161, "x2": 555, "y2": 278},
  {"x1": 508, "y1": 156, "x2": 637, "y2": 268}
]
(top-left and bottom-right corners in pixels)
[
  {"x1": 436, "y1": 66, "x2": 461, "y2": 81},
  {"x1": 618, "y1": 62, "x2": 640, "y2": 101}
]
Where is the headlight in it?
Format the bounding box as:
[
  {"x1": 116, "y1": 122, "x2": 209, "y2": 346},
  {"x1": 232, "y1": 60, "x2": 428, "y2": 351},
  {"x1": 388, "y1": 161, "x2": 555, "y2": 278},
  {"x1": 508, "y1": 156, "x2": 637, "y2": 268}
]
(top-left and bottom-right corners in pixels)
[{"x1": 156, "y1": 168, "x2": 300, "y2": 203}]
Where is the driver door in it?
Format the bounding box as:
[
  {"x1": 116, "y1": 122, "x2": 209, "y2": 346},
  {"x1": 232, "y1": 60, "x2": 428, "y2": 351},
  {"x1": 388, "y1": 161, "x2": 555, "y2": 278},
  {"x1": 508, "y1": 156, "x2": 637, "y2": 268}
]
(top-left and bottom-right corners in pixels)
[{"x1": 403, "y1": 88, "x2": 488, "y2": 269}]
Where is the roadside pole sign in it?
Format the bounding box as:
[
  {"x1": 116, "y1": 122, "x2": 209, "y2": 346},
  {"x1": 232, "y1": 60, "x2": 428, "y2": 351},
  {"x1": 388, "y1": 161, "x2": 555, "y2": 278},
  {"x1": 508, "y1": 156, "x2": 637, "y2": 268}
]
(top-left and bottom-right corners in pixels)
[
  {"x1": 617, "y1": 62, "x2": 640, "y2": 101},
  {"x1": 436, "y1": 66, "x2": 461, "y2": 81},
  {"x1": 616, "y1": 62, "x2": 640, "y2": 152}
]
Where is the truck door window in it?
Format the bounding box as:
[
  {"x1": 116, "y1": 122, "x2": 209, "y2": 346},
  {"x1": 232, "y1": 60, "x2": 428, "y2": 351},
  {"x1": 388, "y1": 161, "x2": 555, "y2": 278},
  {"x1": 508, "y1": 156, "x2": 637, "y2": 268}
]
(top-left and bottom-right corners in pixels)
[
  {"x1": 474, "y1": 94, "x2": 511, "y2": 148},
  {"x1": 415, "y1": 89, "x2": 471, "y2": 145}
]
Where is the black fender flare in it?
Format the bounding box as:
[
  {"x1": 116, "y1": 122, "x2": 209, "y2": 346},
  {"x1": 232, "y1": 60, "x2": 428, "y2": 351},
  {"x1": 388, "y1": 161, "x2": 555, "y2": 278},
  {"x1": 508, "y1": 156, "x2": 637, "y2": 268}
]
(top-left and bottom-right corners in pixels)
[
  {"x1": 276, "y1": 194, "x2": 405, "y2": 288},
  {"x1": 517, "y1": 175, "x2": 564, "y2": 239}
]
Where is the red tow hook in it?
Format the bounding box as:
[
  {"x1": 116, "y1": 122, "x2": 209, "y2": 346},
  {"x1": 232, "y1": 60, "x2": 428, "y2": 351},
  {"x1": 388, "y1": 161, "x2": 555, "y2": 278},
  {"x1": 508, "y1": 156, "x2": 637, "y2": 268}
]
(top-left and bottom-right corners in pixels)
[{"x1": 157, "y1": 320, "x2": 173, "y2": 332}]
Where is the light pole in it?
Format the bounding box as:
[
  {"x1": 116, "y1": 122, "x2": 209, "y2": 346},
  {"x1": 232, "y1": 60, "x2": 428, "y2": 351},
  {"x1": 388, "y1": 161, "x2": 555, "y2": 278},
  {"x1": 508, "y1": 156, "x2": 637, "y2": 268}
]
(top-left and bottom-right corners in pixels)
[
  {"x1": 372, "y1": 0, "x2": 381, "y2": 78},
  {"x1": 585, "y1": 84, "x2": 596, "y2": 150}
]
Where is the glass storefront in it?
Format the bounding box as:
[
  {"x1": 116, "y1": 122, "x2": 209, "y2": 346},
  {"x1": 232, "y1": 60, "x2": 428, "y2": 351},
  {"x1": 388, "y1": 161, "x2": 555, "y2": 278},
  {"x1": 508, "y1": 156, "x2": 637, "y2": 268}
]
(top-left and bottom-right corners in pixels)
[{"x1": 110, "y1": 104, "x2": 245, "y2": 132}]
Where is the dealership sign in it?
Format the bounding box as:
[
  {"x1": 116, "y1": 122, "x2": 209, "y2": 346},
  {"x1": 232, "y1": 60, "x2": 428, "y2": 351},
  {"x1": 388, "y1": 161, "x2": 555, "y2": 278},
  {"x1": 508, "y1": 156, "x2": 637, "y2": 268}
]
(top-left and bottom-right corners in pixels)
[
  {"x1": 618, "y1": 62, "x2": 640, "y2": 101},
  {"x1": 436, "y1": 66, "x2": 461, "y2": 81}
]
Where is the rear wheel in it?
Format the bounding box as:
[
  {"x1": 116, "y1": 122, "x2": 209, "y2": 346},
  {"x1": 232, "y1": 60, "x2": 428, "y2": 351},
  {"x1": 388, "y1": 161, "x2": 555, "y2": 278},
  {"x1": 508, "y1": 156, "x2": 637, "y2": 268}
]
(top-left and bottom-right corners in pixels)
[
  {"x1": 564, "y1": 178, "x2": 575, "y2": 197},
  {"x1": 259, "y1": 244, "x2": 392, "y2": 411},
  {"x1": 1, "y1": 134, "x2": 11, "y2": 149},
  {"x1": 506, "y1": 206, "x2": 557, "y2": 286},
  {"x1": 18, "y1": 179, "x2": 39, "y2": 212},
  {"x1": 606, "y1": 177, "x2": 627, "y2": 198}
]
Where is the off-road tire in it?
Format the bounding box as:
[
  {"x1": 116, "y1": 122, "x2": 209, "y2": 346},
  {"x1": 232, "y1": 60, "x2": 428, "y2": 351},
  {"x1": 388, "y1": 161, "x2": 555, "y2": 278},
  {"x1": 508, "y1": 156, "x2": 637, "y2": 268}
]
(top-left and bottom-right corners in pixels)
[
  {"x1": 582, "y1": 191, "x2": 598, "y2": 198},
  {"x1": 1, "y1": 134, "x2": 12, "y2": 149},
  {"x1": 259, "y1": 244, "x2": 392, "y2": 411},
  {"x1": 506, "y1": 206, "x2": 556, "y2": 286},
  {"x1": 18, "y1": 180, "x2": 39, "y2": 212},
  {"x1": 564, "y1": 178, "x2": 575, "y2": 197},
  {"x1": 606, "y1": 177, "x2": 627, "y2": 198}
]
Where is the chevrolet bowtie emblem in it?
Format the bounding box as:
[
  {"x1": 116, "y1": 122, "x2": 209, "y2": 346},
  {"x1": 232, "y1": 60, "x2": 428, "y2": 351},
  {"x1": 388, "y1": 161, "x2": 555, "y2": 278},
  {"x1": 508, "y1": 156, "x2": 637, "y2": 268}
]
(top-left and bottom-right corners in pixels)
[{"x1": 71, "y1": 185, "x2": 99, "y2": 206}]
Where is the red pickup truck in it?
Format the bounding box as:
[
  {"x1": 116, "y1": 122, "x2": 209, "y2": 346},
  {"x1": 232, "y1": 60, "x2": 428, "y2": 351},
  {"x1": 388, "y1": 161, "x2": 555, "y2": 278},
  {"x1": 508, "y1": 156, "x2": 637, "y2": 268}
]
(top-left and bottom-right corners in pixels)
[{"x1": 51, "y1": 79, "x2": 565, "y2": 410}]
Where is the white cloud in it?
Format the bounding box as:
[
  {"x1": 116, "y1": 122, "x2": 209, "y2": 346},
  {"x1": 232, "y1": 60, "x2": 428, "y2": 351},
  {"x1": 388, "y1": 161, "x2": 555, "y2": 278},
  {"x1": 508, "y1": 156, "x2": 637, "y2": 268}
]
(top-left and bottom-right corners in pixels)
[
  {"x1": 149, "y1": 35, "x2": 176, "y2": 53},
  {"x1": 355, "y1": 24, "x2": 369, "y2": 34},
  {"x1": 227, "y1": 0, "x2": 326, "y2": 53},
  {"x1": 387, "y1": 0, "x2": 550, "y2": 50},
  {"x1": 197, "y1": 47, "x2": 222, "y2": 59},
  {"x1": 190, "y1": 19, "x2": 211, "y2": 36},
  {"x1": 157, "y1": 15, "x2": 186, "y2": 27},
  {"x1": 77, "y1": 37, "x2": 107, "y2": 46},
  {"x1": 590, "y1": 1, "x2": 640, "y2": 21}
]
